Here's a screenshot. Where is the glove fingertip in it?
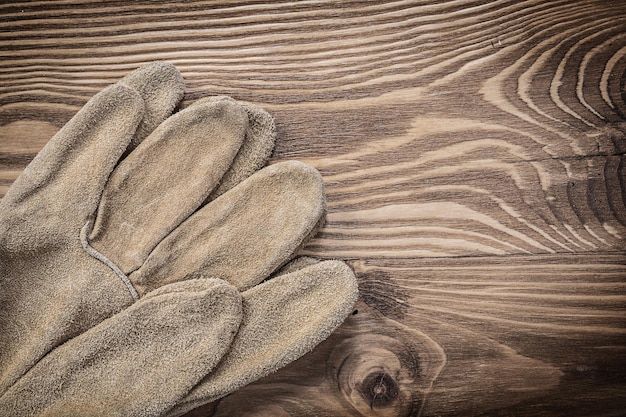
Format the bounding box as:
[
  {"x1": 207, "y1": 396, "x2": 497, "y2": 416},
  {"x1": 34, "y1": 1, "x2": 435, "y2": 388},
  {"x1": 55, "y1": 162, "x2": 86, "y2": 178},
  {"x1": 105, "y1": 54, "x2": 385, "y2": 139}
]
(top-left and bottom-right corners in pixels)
[
  {"x1": 208, "y1": 98, "x2": 277, "y2": 200},
  {"x1": 119, "y1": 61, "x2": 186, "y2": 149},
  {"x1": 168, "y1": 260, "x2": 358, "y2": 416}
]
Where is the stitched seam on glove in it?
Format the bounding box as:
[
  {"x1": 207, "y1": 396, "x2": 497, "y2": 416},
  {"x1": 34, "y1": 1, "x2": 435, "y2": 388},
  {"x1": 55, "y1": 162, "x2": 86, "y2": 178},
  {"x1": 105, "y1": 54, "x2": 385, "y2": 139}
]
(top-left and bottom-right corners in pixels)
[{"x1": 80, "y1": 220, "x2": 140, "y2": 301}]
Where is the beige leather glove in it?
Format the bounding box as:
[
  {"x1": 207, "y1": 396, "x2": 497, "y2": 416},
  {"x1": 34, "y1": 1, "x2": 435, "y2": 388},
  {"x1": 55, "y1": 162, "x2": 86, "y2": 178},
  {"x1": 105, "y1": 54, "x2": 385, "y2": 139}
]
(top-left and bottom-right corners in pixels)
[{"x1": 0, "y1": 62, "x2": 358, "y2": 417}]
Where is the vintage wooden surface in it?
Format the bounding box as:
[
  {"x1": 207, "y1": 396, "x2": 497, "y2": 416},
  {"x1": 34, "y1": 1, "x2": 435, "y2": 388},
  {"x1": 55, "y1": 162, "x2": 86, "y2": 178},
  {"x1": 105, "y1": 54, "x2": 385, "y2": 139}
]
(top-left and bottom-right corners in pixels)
[{"x1": 1, "y1": 1, "x2": 625, "y2": 416}]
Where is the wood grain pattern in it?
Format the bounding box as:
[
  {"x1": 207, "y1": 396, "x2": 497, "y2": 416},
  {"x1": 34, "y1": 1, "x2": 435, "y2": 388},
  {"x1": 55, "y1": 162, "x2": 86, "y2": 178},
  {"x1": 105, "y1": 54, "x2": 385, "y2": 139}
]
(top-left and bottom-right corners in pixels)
[{"x1": 1, "y1": 1, "x2": 625, "y2": 416}]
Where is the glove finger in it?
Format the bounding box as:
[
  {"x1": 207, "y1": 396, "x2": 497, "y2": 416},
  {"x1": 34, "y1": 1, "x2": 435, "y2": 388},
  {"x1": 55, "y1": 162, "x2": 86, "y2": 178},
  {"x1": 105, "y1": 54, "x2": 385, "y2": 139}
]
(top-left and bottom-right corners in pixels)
[
  {"x1": 0, "y1": 62, "x2": 184, "y2": 231},
  {"x1": 129, "y1": 160, "x2": 325, "y2": 295},
  {"x1": 199, "y1": 96, "x2": 276, "y2": 201},
  {"x1": 88, "y1": 99, "x2": 248, "y2": 274},
  {"x1": 118, "y1": 61, "x2": 185, "y2": 151},
  {"x1": 166, "y1": 259, "x2": 359, "y2": 416},
  {"x1": 0, "y1": 278, "x2": 242, "y2": 417},
  {"x1": 0, "y1": 84, "x2": 144, "y2": 227}
]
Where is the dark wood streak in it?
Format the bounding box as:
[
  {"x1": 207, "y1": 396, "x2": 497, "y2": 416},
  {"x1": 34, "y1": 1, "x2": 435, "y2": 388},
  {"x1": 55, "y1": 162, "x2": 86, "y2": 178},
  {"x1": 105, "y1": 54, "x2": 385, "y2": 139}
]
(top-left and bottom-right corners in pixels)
[{"x1": 1, "y1": 1, "x2": 625, "y2": 415}]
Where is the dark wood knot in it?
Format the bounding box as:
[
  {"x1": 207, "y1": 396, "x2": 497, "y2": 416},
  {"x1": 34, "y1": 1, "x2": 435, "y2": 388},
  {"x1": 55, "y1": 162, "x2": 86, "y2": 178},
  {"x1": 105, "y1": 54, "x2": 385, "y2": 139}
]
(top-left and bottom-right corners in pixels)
[{"x1": 359, "y1": 371, "x2": 399, "y2": 409}]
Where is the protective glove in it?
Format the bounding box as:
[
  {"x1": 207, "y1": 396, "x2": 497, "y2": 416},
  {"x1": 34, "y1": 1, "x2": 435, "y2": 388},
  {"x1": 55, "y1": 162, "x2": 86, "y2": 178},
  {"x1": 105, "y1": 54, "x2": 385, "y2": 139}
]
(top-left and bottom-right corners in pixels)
[{"x1": 0, "y1": 62, "x2": 358, "y2": 417}]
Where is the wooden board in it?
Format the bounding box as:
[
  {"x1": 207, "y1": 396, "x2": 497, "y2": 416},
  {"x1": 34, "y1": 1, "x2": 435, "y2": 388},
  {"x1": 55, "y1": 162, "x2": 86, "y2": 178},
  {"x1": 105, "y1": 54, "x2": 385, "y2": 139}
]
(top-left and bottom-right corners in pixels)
[{"x1": 1, "y1": 1, "x2": 625, "y2": 415}]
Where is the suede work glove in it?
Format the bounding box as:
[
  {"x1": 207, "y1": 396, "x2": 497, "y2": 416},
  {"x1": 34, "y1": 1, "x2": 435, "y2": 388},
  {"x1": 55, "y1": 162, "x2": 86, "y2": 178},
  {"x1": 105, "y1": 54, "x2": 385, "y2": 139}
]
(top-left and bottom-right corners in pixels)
[{"x1": 0, "y1": 62, "x2": 358, "y2": 417}]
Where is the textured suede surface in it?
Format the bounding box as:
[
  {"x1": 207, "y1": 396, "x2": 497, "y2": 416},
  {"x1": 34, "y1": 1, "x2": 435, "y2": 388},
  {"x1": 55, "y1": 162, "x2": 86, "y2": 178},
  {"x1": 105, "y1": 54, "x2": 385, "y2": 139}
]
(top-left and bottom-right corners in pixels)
[
  {"x1": 0, "y1": 62, "x2": 358, "y2": 417},
  {"x1": 119, "y1": 61, "x2": 185, "y2": 151},
  {"x1": 88, "y1": 98, "x2": 249, "y2": 273},
  {"x1": 1, "y1": 279, "x2": 243, "y2": 417},
  {"x1": 167, "y1": 260, "x2": 359, "y2": 417},
  {"x1": 130, "y1": 160, "x2": 326, "y2": 295},
  {"x1": 0, "y1": 83, "x2": 150, "y2": 399}
]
